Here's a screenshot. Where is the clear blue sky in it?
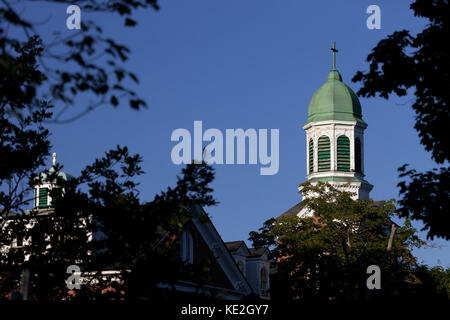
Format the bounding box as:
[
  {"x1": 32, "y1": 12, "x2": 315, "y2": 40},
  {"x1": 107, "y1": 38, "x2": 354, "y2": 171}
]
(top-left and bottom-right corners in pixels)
[{"x1": 20, "y1": 0, "x2": 449, "y2": 266}]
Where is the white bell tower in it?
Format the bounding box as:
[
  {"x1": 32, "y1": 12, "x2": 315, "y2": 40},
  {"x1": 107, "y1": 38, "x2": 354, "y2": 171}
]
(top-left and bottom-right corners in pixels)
[{"x1": 301, "y1": 42, "x2": 373, "y2": 200}]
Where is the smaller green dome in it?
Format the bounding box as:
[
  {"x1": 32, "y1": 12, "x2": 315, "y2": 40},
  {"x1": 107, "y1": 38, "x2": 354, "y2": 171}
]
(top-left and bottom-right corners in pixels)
[
  {"x1": 305, "y1": 69, "x2": 365, "y2": 125},
  {"x1": 34, "y1": 153, "x2": 74, "y2": 184},
  {"x1": 38, "y1": 167, "x2": 75, "y2": 183}
]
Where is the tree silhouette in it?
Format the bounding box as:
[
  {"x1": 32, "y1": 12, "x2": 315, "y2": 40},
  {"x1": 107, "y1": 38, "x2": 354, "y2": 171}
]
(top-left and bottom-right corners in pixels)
[
  {"x1": 0, "y1": 1, "x2": 221, "y2": 300},
  {"x1": 249, "y1": 182, "x2": 426, "y2": 302},
  {"x1": 1, "y1": 0, "x2": 160, "y2": 122},
  {"x1": 352, "y1": 0, "x2": 449, "y2": 240}
]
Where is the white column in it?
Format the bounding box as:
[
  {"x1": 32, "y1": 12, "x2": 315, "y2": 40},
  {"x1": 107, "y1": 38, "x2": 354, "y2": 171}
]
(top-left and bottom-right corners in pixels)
[
  {"x1": 314, "y1": 131, "x2": 318, "y2": 173},
  {"x1": 350, "y1": 126, "x2": 355, "y2": 172},
  {"x1": 330, "y1": 124, "x2": 336, "y2": 172},
  {"x1": 361, "y1": 132, "x2": 365, "y2": 175}
]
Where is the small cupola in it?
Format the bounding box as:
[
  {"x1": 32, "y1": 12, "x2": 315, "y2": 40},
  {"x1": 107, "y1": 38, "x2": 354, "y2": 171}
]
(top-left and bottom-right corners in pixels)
[{"x1": 33, "y1": 153, "x2": 74, "y2": 209}]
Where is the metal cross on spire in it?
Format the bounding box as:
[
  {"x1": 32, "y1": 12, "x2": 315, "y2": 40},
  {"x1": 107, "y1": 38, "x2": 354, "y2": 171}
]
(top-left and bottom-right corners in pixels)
[{"x1": 331, "y1": 41, "x2": 338, "y2": 70}]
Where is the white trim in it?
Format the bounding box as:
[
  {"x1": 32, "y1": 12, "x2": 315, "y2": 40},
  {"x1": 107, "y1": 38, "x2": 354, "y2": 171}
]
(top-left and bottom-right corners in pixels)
[
  {"x1": 302, "y1": 117, "x2": 371, "y2": 199},
  {"x1": 303, "y1": 119, "x2": 367, "y2": 130}
]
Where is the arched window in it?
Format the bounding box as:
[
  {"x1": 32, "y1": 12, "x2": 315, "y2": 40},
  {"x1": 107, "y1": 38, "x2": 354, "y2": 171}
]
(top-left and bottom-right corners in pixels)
[
  {"x1": 337, "y1": 135, "x2": 350, "y2": 171},
  {"x1": 308, "y1": 139, "x2": 314, "y2": 174},
  {"x1": 260, "y1": 268, "x2": 268, "y2": 294},
  {"x1": 317, "y1": 136, "x2": 330, "y2": 172},
  {"x1": 180, "y1": 231, "x2": 194, "y2": 264},
  {"x1": 355, "y1": 138, "x2": 362, "y2": 173}
]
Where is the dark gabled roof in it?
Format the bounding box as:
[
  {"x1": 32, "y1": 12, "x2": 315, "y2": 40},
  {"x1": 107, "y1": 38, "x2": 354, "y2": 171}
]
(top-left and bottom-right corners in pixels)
[
  {"x1": 224, "y1": 240, "x2": 246, "y2": 252},
  {"x1": 225, "y1": 241, "x2": 269, "y2": 258},
  {"x1": 190, "y1": 206, "x2": 254, "y2": 296},
  {"x1": 278, "y1": 202, "x2": 305, "y2": 219},
  {"x1": 248, "y1": 247, "x2": 268, "y2": 257}
]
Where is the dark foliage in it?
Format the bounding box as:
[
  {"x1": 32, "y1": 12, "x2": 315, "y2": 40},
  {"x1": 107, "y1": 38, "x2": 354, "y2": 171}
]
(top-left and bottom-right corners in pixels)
[
  {"x1": 0, "y1": 0, "x2": 221, "y2": 300},
  {"x1": 1, "y1": 0, "x2": 160, "y2": 122},
  {"x1": 0, "y1": 36, "x2": 51, "y2": 216},
  {"x1": 352, "y1": 0, "x2": 449, "y2": 239},
  {"x1": 1, "y1": 142, "x2": 218, "y2": 299},
  {"x1": 249, "y1": 182, "x2": 425, "y2": 302}
]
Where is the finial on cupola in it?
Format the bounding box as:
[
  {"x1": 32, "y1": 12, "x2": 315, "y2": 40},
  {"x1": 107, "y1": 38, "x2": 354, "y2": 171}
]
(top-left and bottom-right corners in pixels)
[
  {"x1": 331, "y1": 40, "x2": 338, "y2": 70},
  {"x1": 52, "y1": 152, "x2": 56, "y2": 166}
]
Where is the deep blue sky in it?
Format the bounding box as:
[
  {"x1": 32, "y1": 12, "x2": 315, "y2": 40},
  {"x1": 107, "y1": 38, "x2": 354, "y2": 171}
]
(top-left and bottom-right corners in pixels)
[{"x1": 19, "y1": 0, "x2": 448, "y2": 266}]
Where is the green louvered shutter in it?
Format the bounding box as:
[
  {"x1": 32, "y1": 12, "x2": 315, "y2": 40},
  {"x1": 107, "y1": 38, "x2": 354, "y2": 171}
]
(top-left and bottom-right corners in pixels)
[
  {"x1": 39, "y1": 187, "x2": 48, "y2": 208},
  {"x1": 317, "y1": 136, "x2": 330, "y2": 172},
  {"x1": 355, "y1": 138, "x2": 362, "y2": 173},
  {"x1": 308, "y1": 139, "x2": 314, "y2": 174},
  {"x1": 337, "y1": 136, "x2": 350, "y2": 171}
]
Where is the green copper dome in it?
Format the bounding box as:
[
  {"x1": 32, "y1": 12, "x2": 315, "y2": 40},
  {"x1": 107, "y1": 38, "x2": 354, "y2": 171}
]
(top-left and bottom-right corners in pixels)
[
  {"x1": 35, "y1": 153, "x2": 74, "y2": 184},
  {"x1": 305, "y1": 69, "x2": 365, "y2": 125},
  {"x1": 38, "y1": 167, "x2": 74, "y2": 182}
]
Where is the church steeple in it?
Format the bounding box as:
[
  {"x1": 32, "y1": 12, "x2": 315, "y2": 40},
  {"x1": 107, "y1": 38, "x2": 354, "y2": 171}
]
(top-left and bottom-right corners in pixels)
[{"x1": 301, "y1": 42, "x2": 373, "y2": 200}]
